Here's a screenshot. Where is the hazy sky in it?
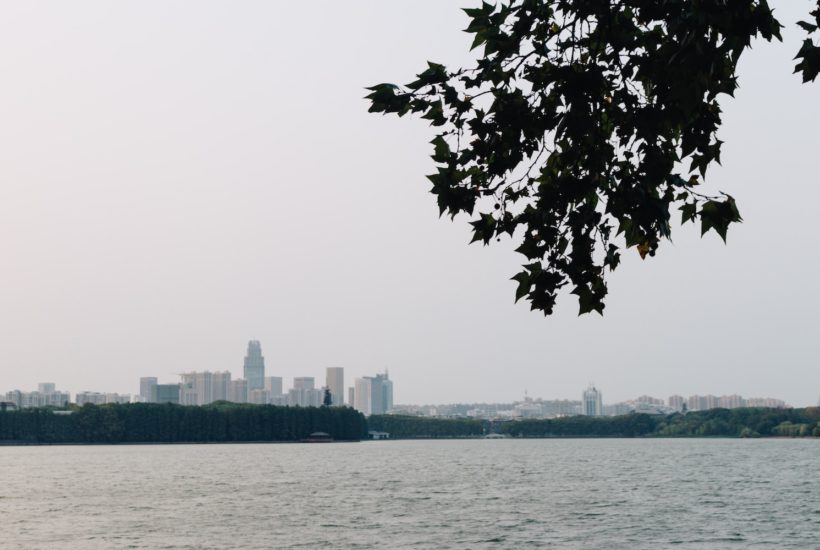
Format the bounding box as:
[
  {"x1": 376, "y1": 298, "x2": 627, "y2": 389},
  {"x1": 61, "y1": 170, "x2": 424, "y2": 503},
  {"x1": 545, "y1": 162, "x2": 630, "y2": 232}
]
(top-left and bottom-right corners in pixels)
[{"x1": 0, "y1": 1, "x2": 818, "y2": 406}]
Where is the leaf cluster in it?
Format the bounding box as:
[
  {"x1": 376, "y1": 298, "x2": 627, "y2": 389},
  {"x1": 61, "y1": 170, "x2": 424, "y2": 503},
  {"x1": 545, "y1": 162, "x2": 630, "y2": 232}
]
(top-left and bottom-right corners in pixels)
[{"x1": 367, "y1": 0, "x2": 814, "y2": 315}]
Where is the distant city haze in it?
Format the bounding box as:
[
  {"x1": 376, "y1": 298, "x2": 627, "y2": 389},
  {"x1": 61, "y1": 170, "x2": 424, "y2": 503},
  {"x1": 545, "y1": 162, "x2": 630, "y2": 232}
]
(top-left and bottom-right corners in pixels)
[{"x1": 0, "y1": 2, "x2": 818, "y2": 406}]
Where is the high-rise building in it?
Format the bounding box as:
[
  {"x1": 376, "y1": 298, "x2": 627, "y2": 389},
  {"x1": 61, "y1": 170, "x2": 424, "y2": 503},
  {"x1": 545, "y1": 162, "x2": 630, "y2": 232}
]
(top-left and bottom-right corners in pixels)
[
  {"x1": 354, "y1": 377, "x2": 372, "y2": 415},
  {"x1": 325, "y1": 367, "x2": 344, "y2": 406},
  {"x1": 229, "y1": 379, "x2": 248, "y2": 403},
  {"x1": 668, "y1": 395, "x2": 685, "y2": 411},
  {"x1": 293, "y1": 377, "x2": 315, "y2": 390},
  {"x1": 152, "y1": 384, "x2": 180, "y2": 404},
  {"x1": 582, "y1": 385, "x2": 603, "y2": 416},
  {"x1": 140, "y1": 377, "x2": 158, "y2": 402},
  {"x1": 348, "y1": 387, "x2": 355, "y2": 407},
  {"x1": 264, "y1": 376, "x2": 283, "y2": 397},
  {"x1": 243, "y1": 340, "x2": 265, "y2": 391},
  {"x1": 375, "y1": 371, "x2": 393, "y2": 414},
  {"x1": 38, "y1": 383, "x2": 56, "y2": 394},
  {"x1": 353, "y1": 372, "x2": 393, "y2": 415},
  {"x1": 212, "y1": 371, "x2": 231, "y2": 402},
  {"x1": 179, "y1": 372, "x2": 214, "y2": 406}
]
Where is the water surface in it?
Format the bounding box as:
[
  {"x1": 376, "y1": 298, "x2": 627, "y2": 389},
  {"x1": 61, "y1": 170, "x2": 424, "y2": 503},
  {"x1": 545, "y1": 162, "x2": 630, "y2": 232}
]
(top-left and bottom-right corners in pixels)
[{"x1": 1, "y1": 439, "x2": 817, "y2": 549}]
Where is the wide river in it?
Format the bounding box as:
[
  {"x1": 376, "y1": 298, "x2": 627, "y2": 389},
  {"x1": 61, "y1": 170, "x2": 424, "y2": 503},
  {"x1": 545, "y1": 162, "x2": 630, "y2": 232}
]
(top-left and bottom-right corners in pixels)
[{"x1": 1, "y1": 439, "x2": 817, "y2": 549}]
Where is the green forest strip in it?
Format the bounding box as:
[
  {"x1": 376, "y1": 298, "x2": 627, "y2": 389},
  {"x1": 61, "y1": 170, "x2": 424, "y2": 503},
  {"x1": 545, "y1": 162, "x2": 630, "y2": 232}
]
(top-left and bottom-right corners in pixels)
[
  {"x1": 369, "y1": 408, "x2": 820, "y2": 439},
  {"x1": 0, "y1": 402, "x2": 368, "y2": 444},
  {"x1": 1, "y1": 405, "x2": 818, "y2": 444}
]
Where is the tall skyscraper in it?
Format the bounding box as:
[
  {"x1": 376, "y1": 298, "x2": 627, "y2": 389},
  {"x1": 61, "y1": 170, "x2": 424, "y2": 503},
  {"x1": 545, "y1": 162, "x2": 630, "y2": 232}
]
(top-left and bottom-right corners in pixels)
[
  {"x1": 582, "y1": 384, "x2": 603, "y2": 416},
  {"x1": 325, "y1": 367, "x2": 344, "y2": 406},
  {"x1": 348, "y1": 387, "x2": 355, "y2": 407},
  {"x1": 140, "y1": 377, "x2": 158, "y2": 402},
  {"x1": 243, "y1": 340, "x2": 265, "y2": 391}
]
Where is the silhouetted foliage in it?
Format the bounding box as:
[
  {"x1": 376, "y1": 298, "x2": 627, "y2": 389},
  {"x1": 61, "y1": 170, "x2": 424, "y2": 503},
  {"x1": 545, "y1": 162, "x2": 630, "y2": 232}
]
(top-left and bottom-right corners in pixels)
[
  {"x1": 367, "y1": 1, "x2": 819, "y2": 315},
  {"x1": 0, "y1": 403, "x2": 368, "y2": 444}
]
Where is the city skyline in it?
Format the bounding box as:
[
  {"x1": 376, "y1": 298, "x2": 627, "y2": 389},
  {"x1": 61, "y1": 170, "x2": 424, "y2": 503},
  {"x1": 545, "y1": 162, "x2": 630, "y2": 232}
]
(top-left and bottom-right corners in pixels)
[
  {"x1": 3, "y1": 371, "x2": 796, "y2": 416},
  {"x1": 1, "y1": 342, "x2": 817, "y2": 407}
]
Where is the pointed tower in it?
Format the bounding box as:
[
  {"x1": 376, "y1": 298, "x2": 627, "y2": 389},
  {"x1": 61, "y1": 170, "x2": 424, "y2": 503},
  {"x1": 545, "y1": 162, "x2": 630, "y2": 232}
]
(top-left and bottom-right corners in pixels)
[{"x1": 243, "y1": 340, "x2": 265, "y2": 391}]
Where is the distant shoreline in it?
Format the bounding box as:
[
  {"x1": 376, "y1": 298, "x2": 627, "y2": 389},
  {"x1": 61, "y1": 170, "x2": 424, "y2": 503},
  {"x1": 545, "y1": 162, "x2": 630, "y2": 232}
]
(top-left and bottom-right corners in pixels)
[{"x1": 1, "y1": 436, "x2": 817, "y2": 447}]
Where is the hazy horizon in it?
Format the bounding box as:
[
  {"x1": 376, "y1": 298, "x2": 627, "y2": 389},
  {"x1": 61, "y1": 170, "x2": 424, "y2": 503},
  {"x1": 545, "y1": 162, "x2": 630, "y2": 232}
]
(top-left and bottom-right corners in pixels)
[{"x1": 1, "y1": 1, "x2": 818, "y2": 406}]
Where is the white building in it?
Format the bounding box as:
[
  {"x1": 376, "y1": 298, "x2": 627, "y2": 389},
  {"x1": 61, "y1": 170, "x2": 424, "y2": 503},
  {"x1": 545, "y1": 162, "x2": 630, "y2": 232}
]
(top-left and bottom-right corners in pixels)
[{"x1": 582, "y1": 385, "x2": 603, "y2": 416}]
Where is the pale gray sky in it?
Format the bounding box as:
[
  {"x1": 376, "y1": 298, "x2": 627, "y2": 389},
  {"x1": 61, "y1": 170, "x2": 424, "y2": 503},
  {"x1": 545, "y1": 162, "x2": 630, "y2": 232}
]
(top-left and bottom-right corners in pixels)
[{"x1": 0, "y1": 1, "x2": 817, "y2": 406}]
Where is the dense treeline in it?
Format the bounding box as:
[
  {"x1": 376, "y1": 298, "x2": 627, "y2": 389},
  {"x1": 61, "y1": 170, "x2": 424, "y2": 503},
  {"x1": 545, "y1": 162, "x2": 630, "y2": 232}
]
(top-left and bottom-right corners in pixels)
[
  {"x1": 655, "y1": 407, "x2": 820, "y2": 438},
  {"x1": 499, "y1": 413, "x2": 660, "y2": 438},
  {"x1": 0, "y1": 402, "x2": 367, "y2": 444},
  {"x1": 2, "y1": 406, "x2": 818, "y2": 444},
  {"x1": 499, "y1": 408, "x2": 820, "y2": 438},
  {"x1": 368, "y1": 414, "x2": 488, "y2": 438}
]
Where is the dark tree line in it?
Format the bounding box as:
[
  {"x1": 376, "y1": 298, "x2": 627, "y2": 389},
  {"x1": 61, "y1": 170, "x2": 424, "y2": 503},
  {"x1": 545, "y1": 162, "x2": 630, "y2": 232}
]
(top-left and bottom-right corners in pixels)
[
  {"x1": 2, "y1": 406, "x2": 817, "y2": 443},
  {"x1": 368, "y1": 408, "x2": 820, "y2": 439},
  {"x1": 368, "y1": 414, "x2": 488, "y2": 438},
  {"x1": 499, "y1": 412, "x2": 660, "y2": 437},
  {"x1": 499, "y1": 407, "x2": 820, "y2": 437},
  {"x1": 0, "y1": 402, "x2": 368, "y2": 444}
]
